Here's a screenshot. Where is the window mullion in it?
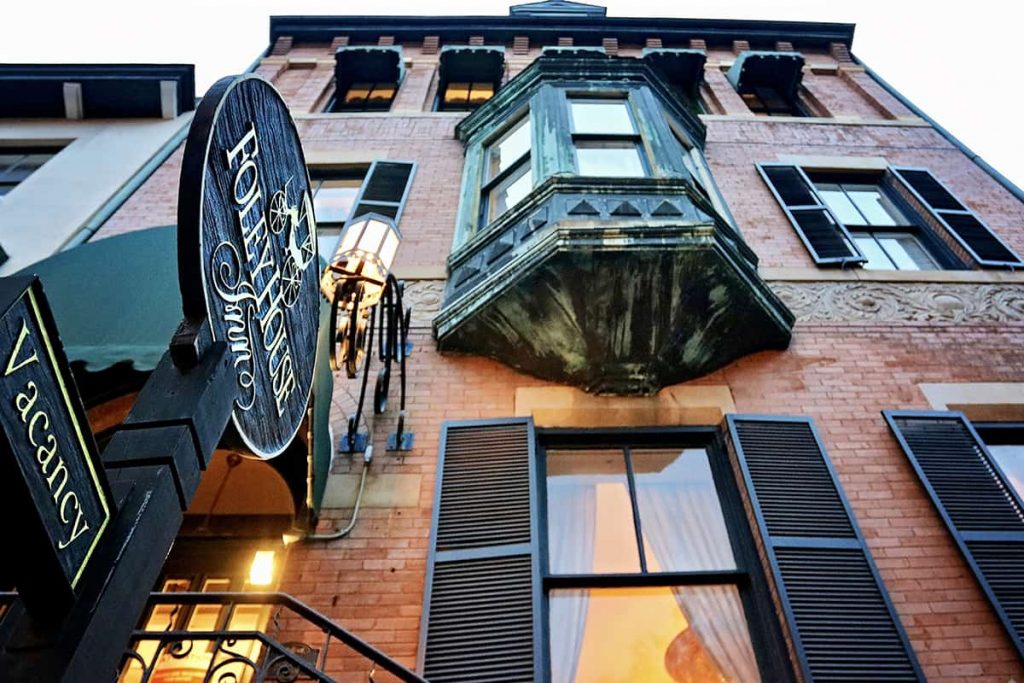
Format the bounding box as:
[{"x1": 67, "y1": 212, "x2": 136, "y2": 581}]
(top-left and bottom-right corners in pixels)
[{"x1": 622, "y1": 446, "x2": 647, "y2": 573}]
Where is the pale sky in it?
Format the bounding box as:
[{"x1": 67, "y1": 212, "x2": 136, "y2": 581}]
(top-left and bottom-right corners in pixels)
[{"x1": 4, "y1": 0, "x2": 1023, "y2": 189}]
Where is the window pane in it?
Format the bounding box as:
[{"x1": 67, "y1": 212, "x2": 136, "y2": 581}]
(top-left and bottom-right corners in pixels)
[
  {"x1": 312, "y1": 178, "x2": 361, "y2": 225},
  {"x1": 468, "y1": 82, "x2": 494, "y2": 105},
  {"x1": 845, "y1": 186, "x2": 904, "y2": 226},
  {"x1": 853, "y1": 235, "x2": 895, "y2": 269},
  {"x1": 570, "y1": 99, "x2": 636, "y2": 135},
  {"x1": 486, "y1": 115, "x2": 531, "y2": 181},
  {"x1": 550, "y1": 585, "x2": 760, "y2": 683},
  {"x1": 546, "y1": 449, "x2": 640, "y2": 574},
  {"x1": 344, "y1": 83, "x2": 372, "y2": 106},
  {"x1": 444, "y1": 82, "x2": 470, "y2": 106},
  {"x1": 988, "y1": 445, "x2": 1024, "y2": 498},
  {"x1": 818, "y1": 186, "x2": 864, "y2": 225},
  {"x1": 487, "y1": 161, "x2": 532, "y2": 223},
  {"x1": 877, "y1": 233, "x2": 938, "y2": 271},
  {"x1": 575, "y1": 142, "x2": 645, "y2": 177},
  {"x1": 633, "y1": 448, "x2": 736, "y2": 572},
  {"x1": 367, "y1": 83, "x2": 395, "y2": 107}
]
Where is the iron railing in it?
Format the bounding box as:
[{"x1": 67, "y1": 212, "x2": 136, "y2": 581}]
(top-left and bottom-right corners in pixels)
[{"x1": 119, "y1": 591, "x2": 427, "y2": 683}]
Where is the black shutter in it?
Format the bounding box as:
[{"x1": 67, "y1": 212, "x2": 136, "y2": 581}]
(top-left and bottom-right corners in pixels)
[
  {"x1": 418, "y1": 418, "x2": 540, "y2": 682},
  {"x1": 352, "y1": 160, "x2": 416, "y2": 223},
  {"x1": 891, "y1": 168, "x2": 1023, "y2": 268},
  {"x1": 728, "y1": 415, "x2": 923, "y2": 682},
  {"x1": 756, "y1": 163, "x2": 866, "y2": 265},
  {"x1": 884, "y1": 411, "x2": 1024, "y2": 658}
]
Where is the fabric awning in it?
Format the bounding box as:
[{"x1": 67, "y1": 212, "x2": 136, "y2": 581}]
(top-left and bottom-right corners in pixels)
[
  {"x1": 334, "y1": 45, "x2": 405, "y2": 88},
  {"x1": 727, "y1": 50, "x2": 806, "y2": 98},
  {"x1": 439, "y1": 45, "x2": 506, "y2": 86},
  {"x1": 643, "y1": 48, "x2": 707, "y2": 97},
  {"x1": 18, "y1": 226, "x2": 335, "y2": 521}
]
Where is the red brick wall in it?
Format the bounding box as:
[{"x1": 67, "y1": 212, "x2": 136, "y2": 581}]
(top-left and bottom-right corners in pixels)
[{"x1": 95, "y1": 36, "x2": 1024, "y2": 683}]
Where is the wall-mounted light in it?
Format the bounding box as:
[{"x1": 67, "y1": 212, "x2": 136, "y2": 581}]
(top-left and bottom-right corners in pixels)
[
  {"x1": 320, "y1": 213, "x2": 414, "y2": 454},
  {"x1": 249, "y1": 550, "x2": 276, "y2": 586}
]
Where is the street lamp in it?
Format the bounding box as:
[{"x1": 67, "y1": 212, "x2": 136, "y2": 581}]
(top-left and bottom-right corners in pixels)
[{"x1": 320, "y1": 213, "x2": 413, "y2": 453}]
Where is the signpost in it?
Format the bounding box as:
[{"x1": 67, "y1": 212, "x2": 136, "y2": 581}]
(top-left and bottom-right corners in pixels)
[
  {"x1": 0, "y1": 73, "x2": 319, "y2": 681},
  {"x1": 0, "y1": 277, "x2": 111, "y2": 618}
]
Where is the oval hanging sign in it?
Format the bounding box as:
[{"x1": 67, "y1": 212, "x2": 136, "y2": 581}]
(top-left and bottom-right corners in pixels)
[{"x1": 177, "y1": 74, "x2": 319, "y2": 459}]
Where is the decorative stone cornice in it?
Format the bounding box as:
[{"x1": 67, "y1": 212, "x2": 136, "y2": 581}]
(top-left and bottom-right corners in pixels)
[{"x1": 772, "y1": 282, "x2": 1024, "y2": 324}]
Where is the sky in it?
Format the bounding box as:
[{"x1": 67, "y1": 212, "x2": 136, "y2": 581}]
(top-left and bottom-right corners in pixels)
[{"x1": 3, "y1": 0, "x2": 1023, "y2": 188}]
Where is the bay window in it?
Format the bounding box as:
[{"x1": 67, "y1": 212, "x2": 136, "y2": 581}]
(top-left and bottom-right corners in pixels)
[{"x1": 481, "y1": 113, "x2": 532, "y2": 224}]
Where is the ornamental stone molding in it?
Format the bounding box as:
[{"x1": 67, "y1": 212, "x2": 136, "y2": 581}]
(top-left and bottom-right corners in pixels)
[
  {"x1": 770, "y1": 281, "x2": 1024, "y2": 324},
  {"x1": 403, "y1": 280, "x2": 445, "y2": 328}
]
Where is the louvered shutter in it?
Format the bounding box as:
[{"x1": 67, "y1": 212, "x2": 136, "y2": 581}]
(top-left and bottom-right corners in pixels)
[
  {"x1": 727, "y1": 415, "x2": 923, "y2": 682},
  {"x1": 891, "y1": 168, "x2": 1023, "y2": 268},
  {"x1": 419, "y1": 419, "x2": 540, "y2": 682},
  {"x1": 884, "y1": 411, "x2": 1024, "y2": 658},
  {"x1": 756, "y1": 163, "x2": 866, "y2": 265},
  {"x1": 352, "y1": 160, "x2": 416, "y2": 222}
]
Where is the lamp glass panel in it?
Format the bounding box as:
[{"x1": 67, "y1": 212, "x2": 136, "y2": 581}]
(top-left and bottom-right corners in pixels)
[{"x1": 378, "y1": 230, "x2": 400, "y2": 271}]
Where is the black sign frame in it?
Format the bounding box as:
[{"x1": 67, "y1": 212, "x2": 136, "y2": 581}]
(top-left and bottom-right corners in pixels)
[
  {"x1": 176, "y1": 74, "x2": 320, "y2": 460},
  {"x1": 0, "y1": 276, "x2": 112, "y2": 615}
]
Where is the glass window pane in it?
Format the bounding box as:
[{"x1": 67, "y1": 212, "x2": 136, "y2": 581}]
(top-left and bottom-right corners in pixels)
[
  {"x1": 487, "y1": 161, "x2": 532, "y2": 223},
  {"x1": 469, "y1": 82, "x2": 494, "y2": 105},
  {"x1": 853, "y1": 234, "x2": 895, "y2": 269},
  {"x1": 575, "y1": 142, "x2": 646, "y2": 178},
  {"x1": 444, "y1": 82, "x2": 470, "y2": 106},
  {"x1": 550, "y1": 585, "x2": 760, "y2": 683},
  {"x1": 633, "y1": 448, "x2": 736, "y2": 572},
  {"x1": 570, "y1": 99, "x2": 636, "y2": 135},
  {"x1": 988, "y1": 445, "x2": 1024, "y2": 498},
  {"x1": 845, "y1": 186, "x2": 904, "y2": 226},
  {"x1": 486, "y1": 115, "x2": 531, "y2": 181},
  {"x1": 344, "y1": 83, "x2": 371, "y2": 106},
  {"x1": 877, "y1": 233, "x2": 938, "y2": 271},
  {"x1": 367, "y1": 83, "x2": 395, "y2": 106},
  {"x1": 817, "y1": 186, "x2": 864, "y2": 224},
  {"x1": 312, "y1": 178, "x2": 361, "y2": 225},
  {"x1": 546, "y1": 449, "x2": 640, "y2": 574}
]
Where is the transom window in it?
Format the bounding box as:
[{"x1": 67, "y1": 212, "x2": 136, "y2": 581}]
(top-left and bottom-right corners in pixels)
[
  {"x1": 0, "y1": 147, "x2": 62, "y2": 201},
  {"x1": 814, "y1": 178, "x2": 943, "y2": 271},
  {"x1": 542, "y1": 434, "x2": 772, "y2": 683},
  {"x1": 481, "y1": 114, "x2": 532, "y2": 224},
  {"x1": 569, "y1": 98, "x2": 647, "y2": 178}
]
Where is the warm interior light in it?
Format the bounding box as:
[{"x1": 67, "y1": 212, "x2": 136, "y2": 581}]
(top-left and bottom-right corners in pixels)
[
  {"x1": 321, "y1": 213, "x2": 404, "y2": 307},
  {"x1": 249, "y1": 550, "x2": 275, "y2": 586}
]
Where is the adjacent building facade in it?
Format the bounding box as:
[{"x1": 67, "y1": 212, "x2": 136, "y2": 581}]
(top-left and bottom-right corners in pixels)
[{"x1": 5, "y1": 2, "x2": 1024, "y2": 681}]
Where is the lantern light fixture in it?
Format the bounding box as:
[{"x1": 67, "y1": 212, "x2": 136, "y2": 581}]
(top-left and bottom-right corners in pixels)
[{"x1": 320, "y1": 213, "x2": 413, "y2": 454}]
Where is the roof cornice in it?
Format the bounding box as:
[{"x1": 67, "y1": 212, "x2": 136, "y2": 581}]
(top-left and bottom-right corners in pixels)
[{"x1": 269, "y1": 15, "x2": 855, "y2": 49}]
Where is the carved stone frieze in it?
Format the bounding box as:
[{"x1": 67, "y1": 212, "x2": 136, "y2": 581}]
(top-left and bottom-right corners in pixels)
[
  {"x1": 402, "y1": 280, "x2": 445, "y2": 327},
  {"x1": 771, "y1": 281, "x2": 1024, "y2": 324}
]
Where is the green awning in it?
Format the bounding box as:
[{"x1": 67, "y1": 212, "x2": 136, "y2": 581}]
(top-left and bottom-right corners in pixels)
[
  {"x1": 18, "y1": 226, "x2": 335, "y2": 521},
  {"x1": 21, "y1": 225, "x2": 180, "y2": 373},
  {"x1": 643, "y1": 48, "x2": 707, "y2": 97},
  {"x1": 727, "y1": 50, "x2": 805, "y2": 98},
  {"x1": 334, "y1": 46, "x2": 405, "y2": 88},
  {"x1": 439, "y1": 45, "x2": 506, "y2": 86}
]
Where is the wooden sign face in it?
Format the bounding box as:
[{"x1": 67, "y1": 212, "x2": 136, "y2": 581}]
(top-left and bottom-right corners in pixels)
[
  {"x1": 0, "y1": 279, "x2": 110, "y2": 604},
  {"x1": 177, "y1": 75, "x2": 319, "y2": 459}
]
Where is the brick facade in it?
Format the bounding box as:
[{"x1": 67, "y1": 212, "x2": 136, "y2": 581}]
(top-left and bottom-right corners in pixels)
[{"x1": 101, "y1": 20, "x2": 1024, "y2": 683}]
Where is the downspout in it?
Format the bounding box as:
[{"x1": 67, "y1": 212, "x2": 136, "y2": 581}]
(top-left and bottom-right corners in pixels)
[{"x1": 854, "y1": 53, "x2": 1024, "y2": 205}]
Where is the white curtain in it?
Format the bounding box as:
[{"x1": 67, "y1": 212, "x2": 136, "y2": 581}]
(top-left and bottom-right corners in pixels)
[
  {"x1": 638, "y1": 480, "x2": 761, "y2": 683},
  {"x1": 547, "y1": 480, "x2": 596, "y2": 683}
]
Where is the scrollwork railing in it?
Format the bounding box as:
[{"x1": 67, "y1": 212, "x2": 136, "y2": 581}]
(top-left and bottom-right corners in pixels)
[{"x1": 120, "y1": 591, "x2": 427, "y2": 683}]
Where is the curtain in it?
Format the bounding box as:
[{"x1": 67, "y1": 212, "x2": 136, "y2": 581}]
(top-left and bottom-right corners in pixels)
[
  {"x1": 638, "y1": 480, "x2": 761, "y2": 683},
  {"x1": 547, "y1": 480, "x2": 596, "y2": 683}
]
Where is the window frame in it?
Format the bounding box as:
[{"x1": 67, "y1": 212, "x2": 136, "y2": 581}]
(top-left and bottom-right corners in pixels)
[
  {"x1": 807, "y1": 171, "x2": 964, "y2": 271},
  {"x1": 478, "y1": 110, "x2": 533, "y2": 227},
  {"x1": 536, "y1": 427, "x2": 792, "y2": 682},
  {"x1": 740, "y1": 84, "x2": 808, "y2": 117},
  {"x1": 0, "y1": 145, "x2": 63, "y2": 201},
  {"x1": 567, "y1": 96, "x2": 650, "y2": 179},
  {"x1": 325, "y1": 81, "x2": 398, "y2": 113}
]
